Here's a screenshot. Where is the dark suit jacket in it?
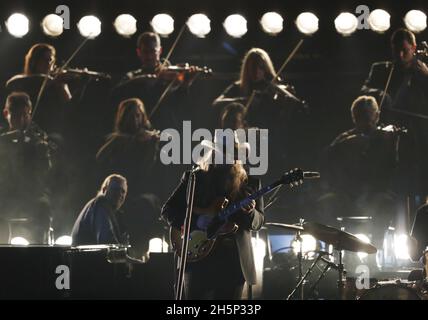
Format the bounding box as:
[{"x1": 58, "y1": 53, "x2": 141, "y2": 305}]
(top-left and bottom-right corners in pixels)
[
  {"x1": 361, "y1": 60, "x2": 428, "y2": 194},
  {"x1": 161, "y1": 170, "x2": 264, "y2": 285}
]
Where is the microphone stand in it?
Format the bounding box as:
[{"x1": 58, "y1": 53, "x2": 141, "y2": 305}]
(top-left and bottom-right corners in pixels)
[{"x1": 175, "y1": 165, "x2": 199, "y2": 300}]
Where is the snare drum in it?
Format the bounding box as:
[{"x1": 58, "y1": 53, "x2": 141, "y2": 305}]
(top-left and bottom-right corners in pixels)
[{"x1": 358, "y1": 281, "x2": 422, "y2": 300}]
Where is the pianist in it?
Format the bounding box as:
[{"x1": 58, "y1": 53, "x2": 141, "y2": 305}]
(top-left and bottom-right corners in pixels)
[{"x1": 71, "y1": 174, "x2": 128, "y2": 246}]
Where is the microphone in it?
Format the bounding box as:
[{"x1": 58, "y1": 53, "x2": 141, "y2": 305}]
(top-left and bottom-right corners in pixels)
[
  {"x1": 303, "y1": 171, "x2": 321, "y2": 179},
  {"x1": 320, "y1": 256, "x2": 339, "y2": 270},
  {"x1": 190, "y1": 164, "x2": 202, "y2": 174}
]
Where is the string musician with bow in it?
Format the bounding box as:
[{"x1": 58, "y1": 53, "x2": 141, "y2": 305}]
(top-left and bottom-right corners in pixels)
[{"x1": 114, "y1": 31, "x2": 211, "y2": 130}]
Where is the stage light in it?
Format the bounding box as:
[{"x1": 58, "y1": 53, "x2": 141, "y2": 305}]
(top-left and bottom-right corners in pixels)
[
  {"x1": 6, "y1": 13, "x2": 29, "y2": 38},
  {"x1": 151, "y1": 13, "x2": 174, "y2": 37},
  {"x1": 187, "y1": 13, "x2": 211, "y2": 38},
  {"x1": 10, "y1": 237, "x2": 29, "y2": 246},
  {"x1": 114, "y1": 14, "x2": 137, "y2": 37},
  {"x1": 295, "y1": 12, "x2": 319, "y2": 35},
  {"x1": 42, "y1": 14, "x2": 64, "y2": 37},
  {"x1": 148, "y1": 237, "x2": 169, "y2": 253},
  {"x1": 292, "y1": 234, "x2": 317, "y2": 257},
  {"x1": 224, "y1": 14, "x2": 248, "y2": 38},
  {"x1": 355, "y1": 234, "x2": 371, "y2": 260},
  {"x1": 55, "y1": 235, "x2": 72, "y2": 246},
  {"x1": 335, "y1": 12, "x2": 358, "y2": 36},
  {"x1": 394, "y1": 234, "x2": 410, "y2": 260},
  {"x1": 260, "y1": 12, "x2": 283, "y2": 35},
  {"x1": 404, "y1": 10, "x2": 427, "y2": 33},
  {"x1": 77, "y1": 15, "x2": 102, "y2": 39},
  {"x1": 368, "y1": 9, "x2": 391, "y2": 33}
]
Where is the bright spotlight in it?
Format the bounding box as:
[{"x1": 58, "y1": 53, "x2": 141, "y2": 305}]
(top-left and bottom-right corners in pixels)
[
  {"x1": 224, "y1": 14, "x2": 248, "y2": 38},
  {"x1": 394, "y1": 234, "x2": 410, "y2": 260},
  {"x1": 355, "y1": 234, "x2": 371, "y2": 259},
  {"x1": 293, "y1": 234, "x2": 317, "y2": 258},
  {"x1": 114, "y1": 14, "x2": 137, "y2": 37},
  {"x1": 10, "y1": 237, "x2": 29, "y2": 246},
  {"x1": 151, "y1": 13, "x2": 174, "y2": 37},
  {"x1": 368, "y1": 9, "x2": 391, "y2": 33},
  {"x1": 55, "y1": 235, "x2": 72, "y2": 246},
  {"x1": 404, "y1": 10, "x2": 427, "y2": 33},
  {"x1": 6, "y1": 13, "x2": 29, "y2": 38},
  {"x1": 77, "y1": 15, "x2": 102, "y2": 39},
  {"x1": 260, "y1": 12, "x2": 284, "y2": 35},
  {"x1": 148, "y1": 237, "x2": 169, "y2": 253},
  {"x1": 187, "y1": 14, "x2": 211, "y2": 38},
  {"x1": 42, "y1": 14, "x2": 64, "y2": 37},
  {"x1": 295, "y1": 12, "x2": 319, "y2": 35},
  {"x1": 335, "y1": 12, "x2": 358, "y2": 36}
]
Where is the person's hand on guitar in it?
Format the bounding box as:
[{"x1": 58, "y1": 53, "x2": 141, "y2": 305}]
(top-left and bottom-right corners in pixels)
[{"x1": 242, "y1": 200, "x2": 256, "y2": 214}]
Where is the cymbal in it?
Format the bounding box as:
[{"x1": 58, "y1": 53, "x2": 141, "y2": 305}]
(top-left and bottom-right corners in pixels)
[
  {"x1": 302, "y1": 221, "x2": 377, "y2": 254},
  {"x1": 265, "y1": 222, "x2": 304, "y2": 232}
]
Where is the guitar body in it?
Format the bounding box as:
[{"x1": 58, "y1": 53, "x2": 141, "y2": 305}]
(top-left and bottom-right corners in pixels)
[
  {"x1": 169, "y1": 169, "x2": 304, "y2": 263},
  {"x1": 169, "y1": 197, "x2": 238, "y2": 262}
]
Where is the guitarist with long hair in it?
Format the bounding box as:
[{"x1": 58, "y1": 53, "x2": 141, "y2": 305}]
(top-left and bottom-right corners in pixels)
[{"x1": 161, "y1": 141, "x2": 265, "y2": 300}]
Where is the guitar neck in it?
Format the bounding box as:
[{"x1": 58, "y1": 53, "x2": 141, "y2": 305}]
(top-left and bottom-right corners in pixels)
[{"x1": 218, "y1": 179, "x2": 283, "y2": 221}]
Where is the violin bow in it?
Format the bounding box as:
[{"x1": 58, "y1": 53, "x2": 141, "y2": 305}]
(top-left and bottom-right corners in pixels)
[
  {"x1": 31, "y1": 34, "x2": 93, "y2": 123},
  {"x1": 150, "y1": 23, "x2": 188, "y2": 119},
  {"x1": 244, "y1": 39, "x2": 305, "y2": 207},
  {"x1": 244, "y1": 39, "x2": 305, "y2": 110},
  {"x1": 379, "y1": 62, "x2": 428, "y2": 121}
]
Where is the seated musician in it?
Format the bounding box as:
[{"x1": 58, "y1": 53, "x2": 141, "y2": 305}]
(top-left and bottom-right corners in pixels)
[
  {"x1": 0, "y1": 92, "x2": 53, "y2": 243},
  {"x1": 161, "y1": 140, "x2": 264, "y2": 299},
  {"x1": 322, "y1": 96, "x2": 399, "y2": 242},
  {"x1": 96, "y1": 98, "x2": 161, "y2": 257},
  {"x1": 219, "y1": 102, "x2": 248, "y2": 130},
  {"x1": 71, "y1": 174, "x2": 128, "y2": 246},
  {"x1": 115, "y1": 32, "x2": 198, "y2": 129},
  {"x1": 361, "y1": 28, "x2": 428, "y2": 196},
  {"x1": 213, "y1": 48, "x2": 304, "y2": 126},
  {"x1": 5, "y1": 43, "x2": 72, "y2": 134},
  {"x1": 214, "y1": 48, "x2": 305, "y2": 181}
]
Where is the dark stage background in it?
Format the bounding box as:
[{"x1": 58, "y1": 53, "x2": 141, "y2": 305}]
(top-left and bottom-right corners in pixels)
[{"x1": 0, "y1": 0, "x2": 426, "y2": 252}]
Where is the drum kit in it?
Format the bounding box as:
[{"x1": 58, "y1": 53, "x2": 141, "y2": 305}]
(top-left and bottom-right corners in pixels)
[{"x1": 265, "y1": 221, "x2": 428, "y2": 300}]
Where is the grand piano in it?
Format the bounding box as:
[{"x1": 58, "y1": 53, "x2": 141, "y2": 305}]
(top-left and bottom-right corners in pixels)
[{"x1": 0, "y1": 245, "x2": 174, "y2": 299}]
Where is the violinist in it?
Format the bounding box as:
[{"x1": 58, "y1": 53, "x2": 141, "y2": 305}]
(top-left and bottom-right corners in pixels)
[
  {"x1": 5, "y1": 43, "x2": 72, "y2": 135},
  {"x1": 322, "y1": 96, "x2": 399, "y2": 243},
  {"x1": 0, "y1": 92, "x2": 53, "y2": 243},
  {"x1": 361, "y1": 28, "x2": 428, "y2": 196},
  {"x1": 213, "y1": 48, "x2": 306, "y2": 180},
  {"x1": 115, "y1": 32, "x2": 201, "y2": 130}
]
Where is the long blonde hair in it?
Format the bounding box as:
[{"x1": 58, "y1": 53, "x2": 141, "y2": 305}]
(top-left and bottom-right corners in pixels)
[
  {"x1": 239, "y1": 48, "x2": 276, "y2": 95},
  {"x1": 24, "y1": 43, "x2": 56, "y2": 75},
  {"x1": 114, "y1": 98, "x2": 151, "y2": 134}
]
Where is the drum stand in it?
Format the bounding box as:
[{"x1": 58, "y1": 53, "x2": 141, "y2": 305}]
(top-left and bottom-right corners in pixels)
[
  {"x1": 288, "y1": 248, "x2": 345, "y2": 300},
  {"x1": 287, "y1": 251, "x2": 327, "y2": 300},
  {"x1": 337, "y1": 249, "x2": 346, "y2": 299},
  {"x1": 286, "y1": 219, "x2": 305, "y2": 300}
]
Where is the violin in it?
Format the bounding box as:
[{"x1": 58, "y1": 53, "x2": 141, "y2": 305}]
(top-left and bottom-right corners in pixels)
[
  {"x1": 416, "y1": 41, "x2": 428, "y2": 58},
  {"x1": 253, "y1": 80, "x2": 307, "y2": 107},
  {"x1": 155, "y1": 63, "x2": 212, "y2": 82},
  {"x1": 53, "y1": 67, "x2": 111, "y2": 81}
]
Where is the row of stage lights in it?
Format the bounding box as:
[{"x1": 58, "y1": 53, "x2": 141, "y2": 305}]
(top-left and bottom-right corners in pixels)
[{"x1": 3, "y1": 9, "x2": 428, "y2": 39}]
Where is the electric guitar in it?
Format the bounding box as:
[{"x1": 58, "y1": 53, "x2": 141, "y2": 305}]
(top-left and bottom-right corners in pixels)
[{"x1": 169, "y1": 168, "x2": 305, "y2": 262}]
